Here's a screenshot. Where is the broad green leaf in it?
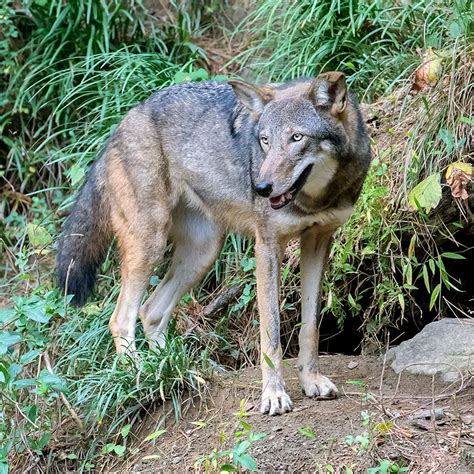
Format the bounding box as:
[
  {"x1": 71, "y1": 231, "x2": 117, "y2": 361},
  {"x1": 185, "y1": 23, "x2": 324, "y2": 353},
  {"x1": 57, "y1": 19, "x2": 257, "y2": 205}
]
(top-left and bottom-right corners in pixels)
[
  {"x1": 25, "y1": 304, "x2": 50, "y2": 323},
  {"x1": 0, "y1": 308, "x2": 15, "y2": 323},
  {"x1": 68, "y1": 163, "x2": 85, "y2": 186},
  {"x1": 408, "y1": 173, "x2": 442, "y2": 212},
  {"x1": 234, "y1": 440, "x2": 250, "y2": 456},
  {"x1": 0, "y1": 332, "x2": 21, "y2": 355},
  {"x1": 27, "y1": 224, "x2": 52, "y2": 247},
  {"x1": 120, "y1": 424, "x2": 131, "y2": 438},
  {"x1": 113, "y1": 445, "x2": 126, "y2": 456},
  {"x1": 237, "y1": 454, "x2": 257, "y2": 471},
  {"x1": 448, "y1": 21, "x2": 463, "y2": 38}
]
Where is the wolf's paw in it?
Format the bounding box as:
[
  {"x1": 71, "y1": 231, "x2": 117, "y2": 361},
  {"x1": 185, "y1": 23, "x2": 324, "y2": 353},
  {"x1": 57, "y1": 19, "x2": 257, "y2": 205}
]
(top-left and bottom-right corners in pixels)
[
  {"x1": 261, "y1": 387, "x2": 293, "y2": 416},
  {"x1": 300, "y1": 373, "x2": 338, "y2": 399}
]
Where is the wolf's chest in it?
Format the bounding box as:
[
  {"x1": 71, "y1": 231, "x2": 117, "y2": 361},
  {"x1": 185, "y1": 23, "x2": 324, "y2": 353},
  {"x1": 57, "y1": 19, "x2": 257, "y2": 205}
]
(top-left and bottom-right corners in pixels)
[{"x1": 271, "y1": 204, "x2": 354, "y2": 239}]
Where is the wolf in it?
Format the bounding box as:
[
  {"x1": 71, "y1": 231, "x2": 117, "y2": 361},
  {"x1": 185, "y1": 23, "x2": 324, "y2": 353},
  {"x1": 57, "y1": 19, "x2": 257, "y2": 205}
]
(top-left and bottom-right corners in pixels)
[{"x1": 57, "y1": 71, "x2": 371, "y2": 415}]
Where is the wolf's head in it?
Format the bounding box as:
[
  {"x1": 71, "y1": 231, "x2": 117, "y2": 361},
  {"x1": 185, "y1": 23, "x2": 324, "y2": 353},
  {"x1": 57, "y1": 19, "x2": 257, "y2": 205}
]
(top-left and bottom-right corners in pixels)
[{"x1": 229, "y1": 72, "x2": 353, "y2": 210}]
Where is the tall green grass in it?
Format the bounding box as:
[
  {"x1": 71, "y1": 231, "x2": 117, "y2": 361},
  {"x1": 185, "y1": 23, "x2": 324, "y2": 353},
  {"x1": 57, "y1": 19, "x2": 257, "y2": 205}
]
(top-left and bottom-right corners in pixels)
[{"x1": 235, "y1": 0, "x2": 472, "y2": 100}]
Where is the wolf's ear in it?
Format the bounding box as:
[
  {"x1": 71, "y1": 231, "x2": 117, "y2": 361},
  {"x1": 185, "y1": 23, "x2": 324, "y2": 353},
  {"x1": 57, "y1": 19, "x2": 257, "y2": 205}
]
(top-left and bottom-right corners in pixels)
[
  {"x1": 307, "y1": 71, "x2": 348, "y2": 116},
  {"x1": 228, "y1": 80, "x2": 273, "y2": 115}
]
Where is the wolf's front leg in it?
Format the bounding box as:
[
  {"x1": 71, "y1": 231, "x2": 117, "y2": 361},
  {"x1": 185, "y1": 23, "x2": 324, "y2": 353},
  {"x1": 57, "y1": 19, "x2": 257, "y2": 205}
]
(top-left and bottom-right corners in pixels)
[
  {"x1": 298, "y1": 228, "x2": 338, "y2": 398},
  {"x1": 255, "y1": 237, "x2": 293, "y2": 416}
]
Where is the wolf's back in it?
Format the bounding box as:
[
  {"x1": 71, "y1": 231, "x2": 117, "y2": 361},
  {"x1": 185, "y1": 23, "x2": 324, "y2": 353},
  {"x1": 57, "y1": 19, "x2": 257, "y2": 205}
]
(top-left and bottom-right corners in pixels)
[{"x1": 57, "y1": 160, "x2": 112, "y2": 305}]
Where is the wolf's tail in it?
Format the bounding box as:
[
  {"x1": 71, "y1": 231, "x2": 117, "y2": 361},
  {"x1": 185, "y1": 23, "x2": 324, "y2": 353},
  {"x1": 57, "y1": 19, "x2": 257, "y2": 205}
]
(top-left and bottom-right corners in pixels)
[{"x1": 57, "y1": 160, "x2": 112, "y2": 305}]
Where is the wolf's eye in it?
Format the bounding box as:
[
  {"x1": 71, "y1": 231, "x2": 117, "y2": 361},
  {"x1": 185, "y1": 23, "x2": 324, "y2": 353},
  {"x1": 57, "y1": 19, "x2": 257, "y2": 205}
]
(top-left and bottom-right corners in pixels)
[
  {"x1": 260, "y1": 136, "x2": 269, "y2": 145},
  {"x1": 292, "y1": 133, "x2": 303, "y2": 142}
]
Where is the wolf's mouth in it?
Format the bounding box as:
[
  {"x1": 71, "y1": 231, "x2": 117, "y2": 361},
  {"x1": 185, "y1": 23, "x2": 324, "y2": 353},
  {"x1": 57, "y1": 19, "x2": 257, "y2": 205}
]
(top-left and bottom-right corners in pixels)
[{"x1": 269, "y1": 164, "x2": 313, "y2": 210}]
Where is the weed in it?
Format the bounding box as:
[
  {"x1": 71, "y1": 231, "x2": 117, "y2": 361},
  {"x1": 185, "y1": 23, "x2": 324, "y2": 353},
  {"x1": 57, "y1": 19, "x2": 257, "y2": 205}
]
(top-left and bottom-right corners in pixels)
[{"x1": 195, "y1": 399, "x2": 267, "y2": 472}]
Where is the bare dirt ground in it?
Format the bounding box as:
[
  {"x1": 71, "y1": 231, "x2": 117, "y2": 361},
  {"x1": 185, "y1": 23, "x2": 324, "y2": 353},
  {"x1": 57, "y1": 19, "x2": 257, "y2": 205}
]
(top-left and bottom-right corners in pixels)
[{"x1": 122, "y1": 355, "x2": 473, "y2": 473}]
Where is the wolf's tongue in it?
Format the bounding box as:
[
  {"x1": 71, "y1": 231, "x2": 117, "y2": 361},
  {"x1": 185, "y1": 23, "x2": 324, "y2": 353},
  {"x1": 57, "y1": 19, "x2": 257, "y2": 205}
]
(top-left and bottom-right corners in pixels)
[{"x1": 270, "y1": 195, "x2": 285, "y2": 206}]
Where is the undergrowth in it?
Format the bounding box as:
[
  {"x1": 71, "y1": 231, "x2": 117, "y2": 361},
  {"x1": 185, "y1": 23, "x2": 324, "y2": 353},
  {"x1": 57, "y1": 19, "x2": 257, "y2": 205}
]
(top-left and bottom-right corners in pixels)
[
  {"x1": 235, "y1": 0, "x2": 472, "y2": 101},
  {"x1": 1, "y1": 0, "x2": 472, "y2": 471}
]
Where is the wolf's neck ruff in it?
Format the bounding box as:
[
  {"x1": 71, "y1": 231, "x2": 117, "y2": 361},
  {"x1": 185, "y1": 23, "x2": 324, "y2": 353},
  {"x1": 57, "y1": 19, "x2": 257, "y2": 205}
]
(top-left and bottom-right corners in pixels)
[{"x1": 57, "y1": 72, "x2": 371, "y2": 416}]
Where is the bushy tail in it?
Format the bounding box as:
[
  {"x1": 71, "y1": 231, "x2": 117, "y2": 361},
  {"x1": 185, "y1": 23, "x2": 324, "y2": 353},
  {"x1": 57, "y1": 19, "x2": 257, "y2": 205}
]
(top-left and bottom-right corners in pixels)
[{"x1": 57, "y1": 161, "x2": 112, "y2": 305}]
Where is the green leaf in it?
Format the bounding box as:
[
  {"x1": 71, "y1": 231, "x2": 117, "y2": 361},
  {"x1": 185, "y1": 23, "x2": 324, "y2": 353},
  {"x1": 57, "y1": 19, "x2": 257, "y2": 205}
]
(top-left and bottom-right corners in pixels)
[
  {"x1": 422, "y1": 264, "x2": 430, "y2": 293},
  {"x1": 241, "y1": 421, "x2": 252, "y2": 431},
  {"x1": 68, "y1": 163, "x2": 85, "y2": 186},
  {"x1": 448, "y1": 21, "x2": 463, "y2": 38},
  {"x1": 37, "y1": 432, "x2": 51, "y2": 450},
  {"x1": 249, "y1": 432, "x2": 267, "y2": 442},
  {"x1": 460, "y1": 116, "x2": 474, "y2": 126},
  {"x1": 234, "y1": 440, "x2": 250, "y2": 456},
  {"x1": 144, "y1": 429, "x2": 167, "y2": 442},
  {"x1": 25, "y1": 304, "x2": 50, "y2": 323},
  {"x1": 0, "y1": 332, "x2": 21, "y2": 355},
  {"x1": 429, "y1": 283, "x2": 441, "y2": 311},
  {"x1": 220, "y1": 464, "x2": 237, "y2": 472},
  {"x1": 298, "y1": 426, "x2": 316, "y2": 439},
  {"x1": 408, "y1": 173, "x2": 442, "y2": 212},
  {"x1": 397, "y1": 294, "x2": 405, "y2": 313},
  {"x1": 441, "y1": 252, "x2": 465, "y2": 260},
  {"x1": 113, "y1": 445, "x2": 126, "y2": 456},
  {"x1": 262, "y1": 353, "x2": 275, "y2": 370},
  {"x1": 120, "y1": 424, "x2": 131, "y2": 438},
  {"x1": 237, "y1": 454, "x2": 257, "y2": 471},
  {"x1": 0, "y1": 308, "x2": 15, "y2": 323},
  {"x1": 27, "y1": 224, "x2": 52, "y2": 247}
]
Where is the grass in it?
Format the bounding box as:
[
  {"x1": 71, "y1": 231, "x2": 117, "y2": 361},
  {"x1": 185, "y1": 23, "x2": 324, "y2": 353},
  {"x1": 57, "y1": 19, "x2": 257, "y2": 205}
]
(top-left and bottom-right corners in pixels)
[
  {"x1": 234, "y1": 0, "x2": 472, "y2": 101},
  {"x1": 1, "y1": 0, "x2": 473, "y2": 470}
]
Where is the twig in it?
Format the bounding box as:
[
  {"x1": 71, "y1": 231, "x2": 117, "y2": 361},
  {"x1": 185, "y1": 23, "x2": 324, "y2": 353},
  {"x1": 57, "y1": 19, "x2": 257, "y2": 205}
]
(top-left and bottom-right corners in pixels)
[
  {"x1": 391, "y1": 361, "x2": 467, "y2": 403},
  {"x1": 431, "y1": 375, "x2": 439, "y2": 446},
  {"x1": 200, "y1": 285, "x2": 242, "y2": 318},
  {"x1": 379, "y1": 334, "x2": 390, "y2": 416},
  {"x1": 0, "y1": 389, "x2": 39, "y2": 429},
  {"x1": 43, "y1": 351, "x2": 85, "y2": 433}
]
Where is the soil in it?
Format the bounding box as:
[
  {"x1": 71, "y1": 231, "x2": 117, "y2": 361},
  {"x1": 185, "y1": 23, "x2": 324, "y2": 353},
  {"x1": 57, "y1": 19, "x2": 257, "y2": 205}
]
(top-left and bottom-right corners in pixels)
[{"x1": 120, "y1": 355, "x2": 473, "y2": 473}]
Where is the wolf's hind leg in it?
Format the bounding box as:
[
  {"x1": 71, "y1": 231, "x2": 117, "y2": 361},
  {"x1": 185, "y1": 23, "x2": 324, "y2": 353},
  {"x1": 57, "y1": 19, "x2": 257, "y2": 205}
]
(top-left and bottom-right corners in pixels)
[
  {"x1": 108, "y1": 223, "x2": 169, "y2": 356},
  {"x1": 140, "y1": 209, "x2": 223, "y2": 349}
]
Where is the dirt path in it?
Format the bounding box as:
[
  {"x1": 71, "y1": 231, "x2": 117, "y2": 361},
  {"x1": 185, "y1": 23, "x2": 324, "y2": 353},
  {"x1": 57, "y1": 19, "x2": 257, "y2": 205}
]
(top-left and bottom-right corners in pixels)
[{"x1": 125, "y1": 355, "x2": 473, "y2": 472}]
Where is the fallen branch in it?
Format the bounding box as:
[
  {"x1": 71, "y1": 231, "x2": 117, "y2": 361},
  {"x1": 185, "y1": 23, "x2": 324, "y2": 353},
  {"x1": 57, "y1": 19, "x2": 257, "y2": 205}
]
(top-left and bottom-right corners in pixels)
[{"x1": 201, "y1": 285, "x2": 242, "y2": 318}]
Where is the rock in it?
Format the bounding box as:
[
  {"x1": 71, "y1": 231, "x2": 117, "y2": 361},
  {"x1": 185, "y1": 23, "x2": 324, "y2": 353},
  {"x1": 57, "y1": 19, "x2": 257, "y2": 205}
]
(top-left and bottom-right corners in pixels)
[{"x1": 385, "y1": 319, "x2": 474, "y2": 382}]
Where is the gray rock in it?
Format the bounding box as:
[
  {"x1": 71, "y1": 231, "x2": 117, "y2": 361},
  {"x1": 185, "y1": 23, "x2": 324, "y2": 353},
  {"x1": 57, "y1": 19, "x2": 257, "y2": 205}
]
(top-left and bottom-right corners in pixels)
[{"x1": 385, "y1": 319, "x2": 474, "y2": 382}]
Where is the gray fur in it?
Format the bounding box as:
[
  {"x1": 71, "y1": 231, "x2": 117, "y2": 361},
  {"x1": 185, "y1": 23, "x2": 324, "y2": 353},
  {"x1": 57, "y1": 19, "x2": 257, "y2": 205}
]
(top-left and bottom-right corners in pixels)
[{"x1": 57, "y1": 73, "x2": 371, "y2": 415}]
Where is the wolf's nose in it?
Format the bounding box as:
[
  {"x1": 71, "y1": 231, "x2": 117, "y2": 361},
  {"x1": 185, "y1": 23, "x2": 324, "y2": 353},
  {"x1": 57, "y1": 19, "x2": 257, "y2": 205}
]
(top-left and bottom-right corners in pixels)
[{"x1": 255, "y1": 181, "x2": 273, "y2": 197}]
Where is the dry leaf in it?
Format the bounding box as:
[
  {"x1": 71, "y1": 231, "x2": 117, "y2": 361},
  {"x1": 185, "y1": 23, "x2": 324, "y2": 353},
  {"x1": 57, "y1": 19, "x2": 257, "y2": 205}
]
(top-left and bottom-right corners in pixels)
[
  {"x1": 447, "y1": 167, "x2": 471, "y2": 200},
  {"x1": 413, "y1": 48, "x2": 443, "y2": 91}
]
